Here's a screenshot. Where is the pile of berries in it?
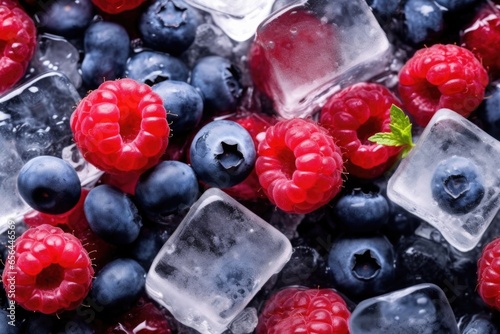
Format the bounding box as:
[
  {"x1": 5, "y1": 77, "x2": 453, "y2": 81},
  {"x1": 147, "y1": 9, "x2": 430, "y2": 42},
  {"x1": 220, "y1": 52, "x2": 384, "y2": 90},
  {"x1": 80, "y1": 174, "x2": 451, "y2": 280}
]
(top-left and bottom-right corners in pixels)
[{"x1": 1, "y1": 0, "x2": 500, "y2": 333}]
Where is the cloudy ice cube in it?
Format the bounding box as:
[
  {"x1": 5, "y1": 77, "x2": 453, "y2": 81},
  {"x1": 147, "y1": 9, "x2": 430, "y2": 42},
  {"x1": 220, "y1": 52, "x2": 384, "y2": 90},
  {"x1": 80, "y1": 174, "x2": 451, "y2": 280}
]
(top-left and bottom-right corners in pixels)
[
  {"x1": 387, "y1": 108, "x2": 500, "y2": 252},
  {"x1": 349, "y1": 283, "x2": 460, "y2": 333},
  {"x1": 146, "y1": 188, "x2": 292, "y2": 334}
]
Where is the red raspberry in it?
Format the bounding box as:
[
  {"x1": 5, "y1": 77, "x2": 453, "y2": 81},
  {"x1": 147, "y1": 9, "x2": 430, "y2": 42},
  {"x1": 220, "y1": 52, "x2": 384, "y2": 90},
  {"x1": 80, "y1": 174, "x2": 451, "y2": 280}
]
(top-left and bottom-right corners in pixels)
[
  {"x1": 398, "y1": 44, "x2": 488, "y2": 127},
  {"x1": 91, "y1": 0, "x2": 147, "y2": 14},
  {"x1": 0, "y1": 0, "x2": 37, "y2": 94},
  {"x1": 461, "y1": 3, "x2": 500, "y2": 78},
  {"x1": 223, "y1": 111, "x2": 277, "y2": 201},
  {"x1": 320, "y1": 82, "x2": 403, "y2": 179},
  {"x1": 255, "y1": 118, "x2": 344, "y2": 214},
  {"x1": 477, "y1": 238, "x2": 500, "y2": 310},
  {"x1": 70, "y1": 78, "x2": 170, "y2": 174},
  {"x1": 256, "y1": 287, "x2": 350, "y2": 334},
  {"x1": 2, "y1": 224, "x2": 94, "y2": 314}
]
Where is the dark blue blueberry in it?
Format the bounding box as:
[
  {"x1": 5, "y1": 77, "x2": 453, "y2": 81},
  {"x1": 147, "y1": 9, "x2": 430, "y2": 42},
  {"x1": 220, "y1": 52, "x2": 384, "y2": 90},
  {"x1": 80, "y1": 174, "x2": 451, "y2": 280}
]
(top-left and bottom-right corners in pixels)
[
  {"x1": 404, "y1": 0, "x2": 444, "y2": 44},
  {"x1": 84, "y1": 185, "x2": 142, "y2": 244},
  {"x1": 139, "y1": 0, "x2": 199, "y2": 55},
  {"x1": 17, "y1": 156, "x2": 81, "y2": 214},
  {"x1": 333, "y1": 187, "x2": 389, "y2": 232},
  {"x1": 125, "y1": 51, "x2": 189, "y2": 85},
  {"x1": 189, "y1": 120, "x2": 256, "y2": 188},
  {"x1": 23, "y1": 313, "x2": 57, "y2": 334},
  {"x1": 0, "y1": 309, "x2": 20, "y2": 334},
  {"x1": 135, "y1": 160, "x2": 199, "y2": 223},
  {"x1": 81, "y1": 21, "x2": 130, "y2": 88},
  {"x1": 126, "y1": 227, "x2": 167, "y2": 270},
  {"x1": 327, "y1": 234, "x2": 395, "y2": 299},
  {"x1": 434, "y1": 0, "x2": 481, "y2": 11},
  {"x1": 36, "y1": 0, "x2": 94, "y2": 38},
  {"x1": 431, "y1": 156, "x2": 485, "y2": 214},
  {"x1": 190, "y1": 56, "x2": 243, "y2": 114},
  {"x1": 479, "y1": 85, "x2": 500, "y2": 141},
  {"x1": 214, "y1": 261, "x2": 254, "y2": 317},
  {"x1": 89, "y1": 258, "x2": 146, "y2": 315},
  {"x1": 460, "y1": 314, "x2": 499, "y2": 334},
  {"x1": 366, "y1": 0, "x2": 401, "y2": 16},
  {"x1": 152, "y1": 81, "x2": 203, "y2": 134}
]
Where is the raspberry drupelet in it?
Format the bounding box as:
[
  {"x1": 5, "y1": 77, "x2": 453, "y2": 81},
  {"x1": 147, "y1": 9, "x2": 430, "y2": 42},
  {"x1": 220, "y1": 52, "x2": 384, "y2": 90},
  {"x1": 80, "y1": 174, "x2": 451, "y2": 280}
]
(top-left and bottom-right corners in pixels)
[
  {"x1": 255, "y1": 118, "x2": 344, "y2": 214},
  {"x1": 70, "y1": 78, "x2": 170, "y2": 175},
  {"x1": 91, "y1": 0, "x2": 148, "y2": 14},
  {"x1": 320, "y1": 82, "x2": 403, "y2": 179},
  {"x1": 398, "y1": 44, "x2": 488, "y2": 127},
  {"x1": 478, "y1": 238, "x2": 500, "y2": 310},
  {"x1": 2, "y1": 224, "x2": 94, "y2": 314}
]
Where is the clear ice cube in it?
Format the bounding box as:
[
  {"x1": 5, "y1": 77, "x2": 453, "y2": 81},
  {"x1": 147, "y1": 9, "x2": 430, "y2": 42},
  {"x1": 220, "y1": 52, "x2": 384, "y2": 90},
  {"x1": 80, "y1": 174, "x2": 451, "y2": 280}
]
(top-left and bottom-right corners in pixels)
[
  {"x1": 349, "y1": 283, "x2": 460, "y2": 333},
  {"x1": 387, "y1": 108, "x2": 500, "y2": 252},
  {"x1": 145, "y1": 188, "x2": 292, "y2": 334},
  {"x1": 249, "y1": 0, "x2": 392, "y2": 119},
  {"x1": 0, "y1": 71, "x2": 81, "y2": 231},
  {"x1": 184, "y1": 0, "x2": 276, "y2": 41}
]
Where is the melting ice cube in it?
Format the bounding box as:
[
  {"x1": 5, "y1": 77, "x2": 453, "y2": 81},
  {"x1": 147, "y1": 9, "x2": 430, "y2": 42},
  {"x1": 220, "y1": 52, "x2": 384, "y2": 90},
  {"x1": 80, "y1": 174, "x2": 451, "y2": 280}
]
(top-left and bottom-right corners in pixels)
[
  {"x1": 145, "y1": 188, "x2": 292, "y2": 334},
  {"x1": 388, "y1": 108, "x2": 500, "y2": 252}
]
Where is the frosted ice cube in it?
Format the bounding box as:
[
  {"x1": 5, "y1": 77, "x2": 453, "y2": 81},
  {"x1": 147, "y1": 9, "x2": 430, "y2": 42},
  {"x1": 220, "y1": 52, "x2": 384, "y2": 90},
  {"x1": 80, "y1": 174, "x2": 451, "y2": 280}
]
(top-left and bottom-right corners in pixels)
[
  {"x1": 0, "y1": 72, "x2": 81, "y2": 231},
  {"x1": 387, "y1": 108, "x2": 500, "y2": 252},
  {"x1": 249, "y1": 0, "x2": 392, "y2": 119},
  {"x1": 145, "y1": 188, "x2": 292, "y2": 334},
  {"x1": 349, "y1": 283, "x2": 460, "y2": 333},
  {"x1": 184, "y1": 0, "x2": 276, "y2": 41}
]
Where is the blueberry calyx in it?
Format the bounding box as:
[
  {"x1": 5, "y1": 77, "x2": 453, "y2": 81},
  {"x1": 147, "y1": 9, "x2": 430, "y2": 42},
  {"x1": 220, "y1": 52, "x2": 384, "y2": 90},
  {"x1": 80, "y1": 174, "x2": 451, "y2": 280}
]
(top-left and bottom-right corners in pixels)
[
  {"x1": 352, "y1": 250, "x2": 381, "y2": 280},
  {"x1": 156, "y1": 0, "x2": 188, "y2": 28},
  {"x1": 216, "y1": 142, "x2": 244, "y2": 170},
  {"x1": 443, "y1": 174, "x2": 470, "y2": 199}
]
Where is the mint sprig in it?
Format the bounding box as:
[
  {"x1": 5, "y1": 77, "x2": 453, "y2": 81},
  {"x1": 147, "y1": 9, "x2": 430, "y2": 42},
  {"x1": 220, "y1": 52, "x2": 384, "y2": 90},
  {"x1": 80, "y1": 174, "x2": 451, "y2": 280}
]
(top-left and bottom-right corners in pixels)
[{"x1": 368, "y1": 104, "x2": 415, "y2": 158}]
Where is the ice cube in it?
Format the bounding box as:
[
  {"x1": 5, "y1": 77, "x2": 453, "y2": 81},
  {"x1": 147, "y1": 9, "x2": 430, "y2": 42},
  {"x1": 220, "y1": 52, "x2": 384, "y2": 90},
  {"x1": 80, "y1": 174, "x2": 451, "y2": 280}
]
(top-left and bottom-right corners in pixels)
[
  {"x1": 349, "y1": 283, "x2": 460, "y2": 333},
  {"x1": 184, "y1": 0, "x2": 276, "y2": 41},
  {"x1": 145, "y1": 188, "x2": 292, "y2": 334},
  {"x1": 0, "y1": 71, "x2": 81, "y2": 231},
  {"x1": 387, "y1": 108, "x2": 500, "y2": 252},
  {"x1": 249, "y1": 0, "x2": 392, "y2": 119}
]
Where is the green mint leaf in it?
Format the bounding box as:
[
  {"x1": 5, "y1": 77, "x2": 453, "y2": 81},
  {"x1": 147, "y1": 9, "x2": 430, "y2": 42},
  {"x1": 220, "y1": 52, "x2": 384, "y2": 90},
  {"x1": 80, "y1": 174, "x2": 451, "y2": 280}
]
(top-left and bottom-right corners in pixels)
[{"x1": 368, "y1": 104, "x2": 415, "y2": 156}]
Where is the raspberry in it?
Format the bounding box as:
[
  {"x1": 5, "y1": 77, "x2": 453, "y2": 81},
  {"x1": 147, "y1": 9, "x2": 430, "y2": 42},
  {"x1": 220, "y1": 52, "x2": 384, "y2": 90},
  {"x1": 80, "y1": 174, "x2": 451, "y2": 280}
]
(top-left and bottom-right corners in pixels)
[
  {"x1": 461, "y1": 3, "x2": 500, "y2": 78},
  {"x1": 70, "y1": 78, "x2": 170, "y2": 174},
  {"x1": 91, "y1": 0, "x2": 147, "y2": 14},
  {"x1": 398, "y1": 44, "x2": 488, "y2": 127},
  {"x1": 320, "y1": 82, "x2": 403, "y2": 179},
  {"x1": 477, "y1": 238, "x2": 500, "y2": 310},
  {"x1": 2, "y1": 224, "x2": 94, "y2": 314},
  {"x1": 255, "y1": 118, "x2": 344, "y2": 214},
  {"x1": 256, "y1": 287, "x2": 350, "y2": 334},
  {"x1": 0, "y1": 0, "x2": 37, "y2": 93}
]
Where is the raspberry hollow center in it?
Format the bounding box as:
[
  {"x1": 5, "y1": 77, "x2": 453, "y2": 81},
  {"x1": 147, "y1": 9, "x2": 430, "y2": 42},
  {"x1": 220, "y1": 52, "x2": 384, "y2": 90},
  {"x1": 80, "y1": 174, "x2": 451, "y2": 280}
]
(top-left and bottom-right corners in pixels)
[
  {"x1": 118, "y1": 105, "x2": 142, "y2": 143},
  {"x1": 357, "y1": 117, "x2": 384, "y2": 144},
  {"x1": 277, "y1": 147, "x2": 296, "y2": 179},
  {"x1": 36, "y1": 264, "x2": 65, "y2": 290}
]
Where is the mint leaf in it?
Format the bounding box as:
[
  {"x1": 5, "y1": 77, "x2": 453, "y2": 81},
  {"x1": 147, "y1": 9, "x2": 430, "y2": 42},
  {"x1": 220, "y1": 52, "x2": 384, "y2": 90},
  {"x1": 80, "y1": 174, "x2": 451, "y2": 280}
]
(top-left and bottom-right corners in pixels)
[{"x1": 368, "y1": 104, "x2": 415, "y2": 158}]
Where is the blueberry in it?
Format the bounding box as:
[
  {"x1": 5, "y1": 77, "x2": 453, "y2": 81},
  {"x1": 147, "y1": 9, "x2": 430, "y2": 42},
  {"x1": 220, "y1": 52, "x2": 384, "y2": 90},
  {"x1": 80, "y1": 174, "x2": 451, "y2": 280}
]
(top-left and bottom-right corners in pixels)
[
  {"x1": 125, "y1": 51, "x2": 189, "y2": 85},
  {"x1": 126, "y1": 227, "x2": 167, "y2": 270},
  {"x1": 0, "y1": 309, "x2": 19, "y2": 334},
  {"x1": 134, "y1": 160, "x2": 199, "y2": 223},
  {"x1": 81, "y1": 21, "x2": 130, "y2": 88},
  {"x1": 333, "y1": 187, "x2": 389, "y2": 233},
  {"x1": 17, "y1": 156, "x2": 81, "y2": 214},
  {"x1": 434, "y1": 0, "x2": 481, "y2": 11},
  {"x1": 84, "y1": 185, "x2": 142, "y2": 244},
  {"x1": 152, "y1": 81, "x2": 203, "y2": 134},
  {"x1": 139, "y1": 0, "x2": 199, "y2": 55},
  {"x1": 479, "y1": 85, "x2": 500, "y2": 141},
  {"x1": 404, "y1": 0, "x2": 444, "y2": 44},
  {"x1": 366, "y1": 0, "x2": 401, "y2": 16},
  {"x1": 190, "y1": 56, "x2": 243, "y2": 114},
  {"x1": 35, "y1": 0, "x2": 94, "y2": 38},
  {"x1": 327, "y1": 234, "x2": 395, "y2": 299},
  {"x1": 189, "y1": 120, "x2": 256, "y2": 188},
  {"x1": 431, "y1": 156, "x2": 485, "y2": 214},
  {"x1": 23, "y1": 313, "x2": 56, "y2": 334},
  {"x1": 89, "y1": 258, "x2": 146, "y2": 315}
]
